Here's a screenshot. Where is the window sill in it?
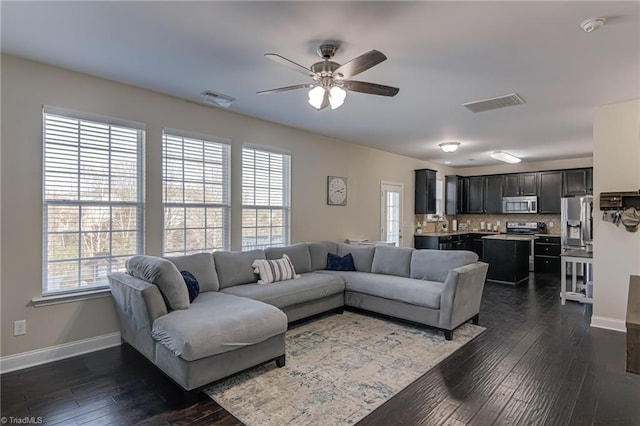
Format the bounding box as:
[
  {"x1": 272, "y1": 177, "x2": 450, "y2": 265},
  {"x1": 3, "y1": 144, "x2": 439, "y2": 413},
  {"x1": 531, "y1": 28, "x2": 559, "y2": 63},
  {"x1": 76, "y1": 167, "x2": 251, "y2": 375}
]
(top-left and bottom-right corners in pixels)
[{"x1": 31, "y1": 288, "x2": 112, "y2": 307}]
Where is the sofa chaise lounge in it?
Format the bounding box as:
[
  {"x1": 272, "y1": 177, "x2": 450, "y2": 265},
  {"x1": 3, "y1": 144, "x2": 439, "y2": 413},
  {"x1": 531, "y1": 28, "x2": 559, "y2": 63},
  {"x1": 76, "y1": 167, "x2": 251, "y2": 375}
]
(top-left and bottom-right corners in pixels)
[{"x1": 108, "y1": 241, "x2": 488, "y2": 400}]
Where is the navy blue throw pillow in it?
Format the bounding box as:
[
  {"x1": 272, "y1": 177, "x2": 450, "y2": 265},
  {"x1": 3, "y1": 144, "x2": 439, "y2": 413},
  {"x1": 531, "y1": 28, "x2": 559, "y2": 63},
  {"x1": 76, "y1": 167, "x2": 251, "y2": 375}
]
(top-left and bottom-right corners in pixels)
[
  {"x1": 181, "y1": 271, "x2": 200, "y2": 303},
  {"x1": 326, "y1": 253, "x2": 356, "y2": 271}
]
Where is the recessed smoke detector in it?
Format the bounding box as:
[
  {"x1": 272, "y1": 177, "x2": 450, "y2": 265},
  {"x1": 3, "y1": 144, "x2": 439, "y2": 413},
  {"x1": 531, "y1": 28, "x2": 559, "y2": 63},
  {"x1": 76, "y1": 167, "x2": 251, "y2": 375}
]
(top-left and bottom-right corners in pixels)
[
  {"x1": 581, "y1": 17, "x2": 606, "y2": 33},
  {"x1": 463, "y1": 93, "x2": 525, "y2": 113},
  {"x1": 201, "y1": 90, "x2": 236, "y2": 108}
]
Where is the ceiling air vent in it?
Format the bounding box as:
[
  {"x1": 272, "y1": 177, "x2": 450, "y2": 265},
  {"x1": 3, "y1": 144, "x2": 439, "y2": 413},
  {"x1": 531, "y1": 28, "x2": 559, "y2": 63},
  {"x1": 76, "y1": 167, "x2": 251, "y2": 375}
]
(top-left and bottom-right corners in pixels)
[
  {"x1": 462, "y1": 93, "x2": 525, "y2": 113},
  {"x1": 201, "y1": 90, "x2": 236, "y2": 108}
]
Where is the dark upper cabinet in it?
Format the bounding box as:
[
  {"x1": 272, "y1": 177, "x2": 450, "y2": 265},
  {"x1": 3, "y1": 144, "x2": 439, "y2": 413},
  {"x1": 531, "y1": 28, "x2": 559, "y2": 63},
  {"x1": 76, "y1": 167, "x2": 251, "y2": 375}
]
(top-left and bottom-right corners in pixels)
[
  {"x1": 538, "y1": 171, "x2": 562, "y2": 213},
  {"x1": 467, "y1": 177, "x2": 485, "y2": 213},
  {"x1": 445, "y1": 175, "x2": 468, "y2": 215},
  {"x1": 563, "y1": 168, "x2": 593, "y2": 196},
  {"x1": 503, "y1": 172, "x2": 537, "y2": 196},
  {"x1": 484, "y1": 175, "x2": 504, "y2": 213},
  {"x1": 415, "y1": 169, "x2": 437, "y2": 214}
]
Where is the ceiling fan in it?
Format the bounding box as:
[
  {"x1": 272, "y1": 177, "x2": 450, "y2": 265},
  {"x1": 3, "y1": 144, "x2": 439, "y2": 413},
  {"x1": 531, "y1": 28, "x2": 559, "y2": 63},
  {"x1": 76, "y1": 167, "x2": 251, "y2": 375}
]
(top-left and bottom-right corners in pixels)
[{"x1": 257, "y1": 43, "x2": 399, "y2": 110}]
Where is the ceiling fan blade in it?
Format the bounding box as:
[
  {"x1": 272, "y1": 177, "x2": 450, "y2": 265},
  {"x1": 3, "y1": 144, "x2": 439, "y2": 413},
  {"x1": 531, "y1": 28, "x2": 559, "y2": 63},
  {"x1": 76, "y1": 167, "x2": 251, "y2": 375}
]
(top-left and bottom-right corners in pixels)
[
  {"x1": 342, "y1": 81, "x2": 399, "y2": 97},
  {"x1": 257, "y1": 83, "x2": 314, "y2": 95},
  {"x1": 333, "y1": 50, "x2": 387, "y2": 80},
  {"x1": 265, "y1": 53, "x2": 318, "y2": 78}
]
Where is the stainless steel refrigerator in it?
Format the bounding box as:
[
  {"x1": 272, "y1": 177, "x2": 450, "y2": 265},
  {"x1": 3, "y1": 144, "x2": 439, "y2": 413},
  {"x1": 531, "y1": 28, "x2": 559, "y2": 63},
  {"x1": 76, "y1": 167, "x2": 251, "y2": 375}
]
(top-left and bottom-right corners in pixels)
[
  {"x1": 561, "y1": 196, "x2": 593, "y2": 250},
  {"x1": 561, "y1": 195, "x2": 593, "y2": 283}
]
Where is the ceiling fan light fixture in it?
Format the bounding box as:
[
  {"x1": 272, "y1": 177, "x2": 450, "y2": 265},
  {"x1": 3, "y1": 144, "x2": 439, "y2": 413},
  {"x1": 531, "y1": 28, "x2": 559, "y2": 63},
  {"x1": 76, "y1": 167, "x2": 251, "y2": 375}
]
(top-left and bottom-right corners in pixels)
[
  {"x1": 329, "y1": 86, "x2": 346, "y2": 110},
  {"x1": 308, "y1": 86, "x2": 325, "y2": 109},
  {"x1": 439, "y1": 142, "x2": 460, "y2": 153},
  {"x1": 490, "y1": 150, "x2": 521, "y2": 163}
]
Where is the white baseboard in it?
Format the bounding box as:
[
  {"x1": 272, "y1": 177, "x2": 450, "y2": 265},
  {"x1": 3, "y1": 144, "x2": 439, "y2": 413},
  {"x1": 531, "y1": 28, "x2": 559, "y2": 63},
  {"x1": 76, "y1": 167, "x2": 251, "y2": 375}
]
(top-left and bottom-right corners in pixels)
[
  {"x1": 0, "y1": 332, "x2": 121, "y2": 374},
  {"x1": 591, "y1": 315, "x2": 627, "y2": 333}
]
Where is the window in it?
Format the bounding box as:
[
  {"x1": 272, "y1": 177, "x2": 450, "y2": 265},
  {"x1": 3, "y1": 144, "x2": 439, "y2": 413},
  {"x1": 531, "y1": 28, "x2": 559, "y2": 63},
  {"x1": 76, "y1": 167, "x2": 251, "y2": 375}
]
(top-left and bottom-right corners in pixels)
[
  {"x1": 162, "y1": 130, "x2": 230, "y2": 255},
  {"x1": 242, "y1": 147, "x2": 290, "y2": 250},
  {"x1": 428, "y1": 178, "x2": 445, "y2": 221},
  {"x1": 42, "y1": 107, "x2": 144, "y2": 295}
]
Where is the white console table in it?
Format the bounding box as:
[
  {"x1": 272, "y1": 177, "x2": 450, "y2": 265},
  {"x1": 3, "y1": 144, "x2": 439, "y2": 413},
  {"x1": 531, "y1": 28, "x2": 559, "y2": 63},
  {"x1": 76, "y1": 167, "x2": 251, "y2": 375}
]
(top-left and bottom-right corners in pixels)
[{"x1": 560, "y1": 249, "x2": 593, "y2": 305}]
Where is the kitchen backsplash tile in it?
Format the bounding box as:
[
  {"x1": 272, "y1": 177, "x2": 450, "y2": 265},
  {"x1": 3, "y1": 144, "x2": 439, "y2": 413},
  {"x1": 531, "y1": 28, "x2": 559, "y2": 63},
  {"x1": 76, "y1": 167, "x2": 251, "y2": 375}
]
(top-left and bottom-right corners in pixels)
[{"x1": 414, "y1": 214, "x2": 561, "y2": 235}]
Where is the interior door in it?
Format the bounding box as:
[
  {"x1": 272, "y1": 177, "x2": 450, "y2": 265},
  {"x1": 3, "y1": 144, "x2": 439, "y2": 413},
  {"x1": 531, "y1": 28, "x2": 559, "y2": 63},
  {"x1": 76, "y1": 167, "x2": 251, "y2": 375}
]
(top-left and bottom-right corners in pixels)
[{"x1": 381, "y1": 182, "x2": 404, "y2": 247}]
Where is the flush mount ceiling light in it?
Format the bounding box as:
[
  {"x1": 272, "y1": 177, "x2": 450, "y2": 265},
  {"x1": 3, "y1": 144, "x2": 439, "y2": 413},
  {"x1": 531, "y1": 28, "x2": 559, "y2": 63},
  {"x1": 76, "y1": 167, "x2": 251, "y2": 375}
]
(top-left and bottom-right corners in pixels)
[
  {"x1": 581, "y1": 17, "x2": 606, "y2": 33},
  {"x1": 439, "y1": 142, "x2": 461, "y2": 153},
  {"x1": 490, "y1": 151, "x2": 521, "y2": 164}
]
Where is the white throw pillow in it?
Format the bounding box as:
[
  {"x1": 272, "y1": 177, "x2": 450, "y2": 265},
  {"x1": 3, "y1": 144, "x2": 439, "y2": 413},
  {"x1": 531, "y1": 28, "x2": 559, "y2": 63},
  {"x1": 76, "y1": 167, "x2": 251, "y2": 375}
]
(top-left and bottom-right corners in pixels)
[{"x1": 252, "y1": 254, "x2": 301, "y2": 284}]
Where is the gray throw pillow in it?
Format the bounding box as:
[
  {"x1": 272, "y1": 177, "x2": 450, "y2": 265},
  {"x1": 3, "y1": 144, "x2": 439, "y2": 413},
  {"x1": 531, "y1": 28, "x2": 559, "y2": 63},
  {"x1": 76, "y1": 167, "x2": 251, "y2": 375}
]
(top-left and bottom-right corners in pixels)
[{"x1": 125, "y1": 255, "x2": 190, "y2": 310}]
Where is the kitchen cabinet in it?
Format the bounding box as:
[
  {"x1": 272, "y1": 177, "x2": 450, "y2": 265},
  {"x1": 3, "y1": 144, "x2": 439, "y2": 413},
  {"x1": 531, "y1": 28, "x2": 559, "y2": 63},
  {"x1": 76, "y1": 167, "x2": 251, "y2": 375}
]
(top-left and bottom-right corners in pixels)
[
  {"x1": 563, "y1": 168, "x2": 593, "y2": 196},
  {"x1": 484, "y1": 175, "x2": 504, "y2": 213},
  {"x1": 483, "y1": 236, "x2": 531, "y2": 285},
  {"x1": 414, "y1": 234, "x2": 469, "y2": 250},
  {"x1": 445, "y1": 175, "x2": 467, "y2": 215},
  {"x1": 538, "y1": 171, "x2": 562, "y2": 213},
  {"x1": 467, "y1": 177, "x2": 484, "y2": 213},
  {"x1": 469, "y1": 233, "x2": 485, "y2": 260},
  {"x1": 415, "y1": 169, "x2": 437, "y2": 214},
  {"x1": 534, "y1": 236, "x2": 561, "y2": 273},
  {"x1": 504, "y1": 173, "x2": 537, "y2": 196}
]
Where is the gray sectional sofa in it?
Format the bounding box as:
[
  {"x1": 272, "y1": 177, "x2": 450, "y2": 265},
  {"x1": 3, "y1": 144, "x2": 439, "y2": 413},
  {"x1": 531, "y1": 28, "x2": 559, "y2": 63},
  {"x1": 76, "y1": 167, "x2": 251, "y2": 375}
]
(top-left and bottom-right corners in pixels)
[{"x1": 108, "y1": 241, "x2": 488, "y2": 400}]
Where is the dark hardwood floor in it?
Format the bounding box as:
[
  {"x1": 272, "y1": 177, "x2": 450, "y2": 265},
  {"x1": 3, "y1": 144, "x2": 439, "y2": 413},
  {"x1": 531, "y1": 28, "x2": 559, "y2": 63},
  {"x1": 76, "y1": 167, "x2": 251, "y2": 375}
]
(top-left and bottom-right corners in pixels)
[{"x1": 3, "y1": 273, "x2": 640, "y2": 425}]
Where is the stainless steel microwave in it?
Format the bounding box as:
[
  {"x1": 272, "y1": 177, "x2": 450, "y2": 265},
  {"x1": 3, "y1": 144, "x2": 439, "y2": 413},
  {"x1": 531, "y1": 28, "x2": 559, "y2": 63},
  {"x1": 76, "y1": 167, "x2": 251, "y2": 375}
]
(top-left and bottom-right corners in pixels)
[{"x1": 502, "y1": 196, "x2": 538, "y2": 214}]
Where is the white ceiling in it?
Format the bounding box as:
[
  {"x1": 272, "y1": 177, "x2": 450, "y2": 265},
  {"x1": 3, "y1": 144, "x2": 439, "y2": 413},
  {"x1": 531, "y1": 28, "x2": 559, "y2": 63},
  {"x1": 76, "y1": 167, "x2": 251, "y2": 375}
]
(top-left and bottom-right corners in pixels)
[{"x1": 2, "y1": 1, "x2": 638, "y2": 167}]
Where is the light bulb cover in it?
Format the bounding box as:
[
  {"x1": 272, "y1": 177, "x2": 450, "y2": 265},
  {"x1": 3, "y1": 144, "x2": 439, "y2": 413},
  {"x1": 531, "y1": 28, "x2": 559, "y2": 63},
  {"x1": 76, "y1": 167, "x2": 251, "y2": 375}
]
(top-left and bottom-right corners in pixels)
[
  {"x1": 308, "y1": 86, "x2": 325, "y2": 109},
  {"x1": 439, "y1": 142, "x2": 460, "y2": 153},
  {"x1": 329, "y1": 86, "x2": 346, "y2": 110},
  {"x1": 490, "y1": 150, "x2": 521, "y2": 163}
]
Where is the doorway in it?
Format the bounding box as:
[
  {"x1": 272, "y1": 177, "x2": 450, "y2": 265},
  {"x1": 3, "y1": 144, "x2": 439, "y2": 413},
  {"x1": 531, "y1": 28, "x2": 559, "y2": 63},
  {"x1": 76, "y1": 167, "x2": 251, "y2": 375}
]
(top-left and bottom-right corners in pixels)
[{"x1": 381, "y1": 181, "x2": 404, "y2": 247}]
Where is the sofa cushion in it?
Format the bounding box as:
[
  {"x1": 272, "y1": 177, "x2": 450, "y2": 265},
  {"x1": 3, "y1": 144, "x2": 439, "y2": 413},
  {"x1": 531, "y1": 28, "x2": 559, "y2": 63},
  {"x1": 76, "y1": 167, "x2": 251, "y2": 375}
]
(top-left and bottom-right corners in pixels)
[
  {"x1": 152, "y1": 292, "x2": 287, "y2": 361},
  {"x1": 320, "y1": 270, "x2": 442, "y2": 309},
  {"x1": 126, "y1": 256, "x2": 190, "y2": 310},
  {"x1": 326, "y1": 252, "x2": 356, "y2": 271},
  {"x1": 181, "y1": 271, "x2": 200, "y2": 303},
  {"x1": 371, "y1": 245, "x2": 415, "y2": 278},
  {"x1": 213, "y1": 250, "x2": 265, "y2": 289},
  {"x1": 220, "y1": 272, "x2": 345, "y2": 309},
  {"x1": 265, "y1": 243, "x2": 312, "y2": 274},
  {"x1": 337, "y1": 243, "x2": 375, "y2": 272},
  {"x1": 252, "y1": 254, "x2": 301, "y2": 284},
  {"x1": 410, "y1": 250, "x2": 479, "y2": 282},
  {"x1": 308, "y1": 241, "x2": 338, "y2": 271},
  {"x1": 165, "y1": 253, "x2": 219, "y2": 292}
]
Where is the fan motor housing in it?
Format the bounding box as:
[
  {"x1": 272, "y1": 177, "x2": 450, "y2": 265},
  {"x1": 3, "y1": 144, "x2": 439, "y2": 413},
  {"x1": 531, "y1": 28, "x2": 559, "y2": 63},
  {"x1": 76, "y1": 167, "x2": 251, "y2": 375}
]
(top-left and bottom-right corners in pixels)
[{"x1": 311, "y1": 61, "x2": 340, "y2": 77}]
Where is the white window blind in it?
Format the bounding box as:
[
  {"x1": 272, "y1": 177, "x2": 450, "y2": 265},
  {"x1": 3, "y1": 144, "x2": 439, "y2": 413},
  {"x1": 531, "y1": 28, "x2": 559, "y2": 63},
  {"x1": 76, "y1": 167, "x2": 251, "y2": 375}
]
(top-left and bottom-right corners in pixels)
[
  {"x1": 242, "y1": 147, "x2": 290, "y2": 250},
  {"x1": 42, "y1": 107, "x2": 144, "y2": 295},
  {"x1": 162, "y1": 130, "x2": 230, "y2": 255}
]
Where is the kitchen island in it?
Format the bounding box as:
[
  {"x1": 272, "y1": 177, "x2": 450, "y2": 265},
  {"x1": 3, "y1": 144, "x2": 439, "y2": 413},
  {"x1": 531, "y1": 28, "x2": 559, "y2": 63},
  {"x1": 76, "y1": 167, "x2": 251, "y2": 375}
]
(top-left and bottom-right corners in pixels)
[{"x1": 482, "y1": 235, "x2": 536, "y2": 285}]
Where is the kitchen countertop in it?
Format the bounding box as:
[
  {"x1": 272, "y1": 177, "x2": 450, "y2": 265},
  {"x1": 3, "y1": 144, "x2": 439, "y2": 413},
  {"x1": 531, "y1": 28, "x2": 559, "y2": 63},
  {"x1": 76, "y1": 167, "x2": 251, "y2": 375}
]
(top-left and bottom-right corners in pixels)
[
  {"x1": 562, "y1": 249, "x2": 593, "y2": 259},
  {"x1": 482, "y1": 234, "x2": 538, "y2": 241},
  {"x1": 415, "y1": 231, "x2": 502, "y2": 237}
]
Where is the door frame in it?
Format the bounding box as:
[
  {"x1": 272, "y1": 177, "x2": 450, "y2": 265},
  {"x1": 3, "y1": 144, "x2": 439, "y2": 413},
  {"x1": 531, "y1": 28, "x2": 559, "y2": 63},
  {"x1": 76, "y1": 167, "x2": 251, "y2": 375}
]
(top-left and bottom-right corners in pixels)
[{"x1": 380, "y1": 181, "x2": 404, "y2": 247}]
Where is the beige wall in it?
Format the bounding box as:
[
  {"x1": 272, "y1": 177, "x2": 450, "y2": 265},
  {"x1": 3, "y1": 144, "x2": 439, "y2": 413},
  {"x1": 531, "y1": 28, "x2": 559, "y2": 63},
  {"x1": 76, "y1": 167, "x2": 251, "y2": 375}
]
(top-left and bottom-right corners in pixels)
[
  {"x1": 592, "y1": 99, "x2": 640, "y2": 330},
  {"x1": 0, "y1": 55, "x2": 453, "y2": 357},
  {"x1": 456, "y1": 157, "x2": 593, "y2": 176}
]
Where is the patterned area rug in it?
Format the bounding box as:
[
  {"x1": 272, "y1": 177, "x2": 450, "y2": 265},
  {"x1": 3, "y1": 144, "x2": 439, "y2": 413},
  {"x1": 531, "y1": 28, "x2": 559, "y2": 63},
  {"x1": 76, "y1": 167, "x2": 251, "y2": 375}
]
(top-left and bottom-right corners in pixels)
[{"x1": 204, "y1": 311, "x2": 484, "y2": 425}]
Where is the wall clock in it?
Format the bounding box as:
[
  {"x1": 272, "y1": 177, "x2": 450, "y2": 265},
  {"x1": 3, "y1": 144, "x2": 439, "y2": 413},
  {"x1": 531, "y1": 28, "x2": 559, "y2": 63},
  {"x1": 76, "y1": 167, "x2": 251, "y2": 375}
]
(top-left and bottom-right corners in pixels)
[{"x1": 327, "y1": 176, "x2": 347, "y2": 206}]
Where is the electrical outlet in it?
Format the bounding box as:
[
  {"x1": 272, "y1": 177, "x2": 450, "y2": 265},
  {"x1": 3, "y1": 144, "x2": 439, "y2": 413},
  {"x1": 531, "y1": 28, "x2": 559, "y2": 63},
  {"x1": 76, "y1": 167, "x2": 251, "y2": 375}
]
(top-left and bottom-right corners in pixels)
[
  {"x1": 549, "y1": 222, "x2": 554, "y2": 227},
  {"x1": 14, "y1": 320, "x2": 26, "y2": 336},
  {"x1": 496, "y1": 220, "x2": 501, "y2": 226},
  {"x1": 467, "y1": 220, "x2": 471, "y2": 224}
]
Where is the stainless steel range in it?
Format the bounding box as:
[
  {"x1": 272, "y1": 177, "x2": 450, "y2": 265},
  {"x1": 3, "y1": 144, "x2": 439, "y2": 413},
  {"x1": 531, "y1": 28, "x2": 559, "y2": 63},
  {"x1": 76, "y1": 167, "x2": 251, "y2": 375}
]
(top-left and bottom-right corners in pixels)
[{"x1": 506, "y1": 221, "x2": 547, "y2": 271}]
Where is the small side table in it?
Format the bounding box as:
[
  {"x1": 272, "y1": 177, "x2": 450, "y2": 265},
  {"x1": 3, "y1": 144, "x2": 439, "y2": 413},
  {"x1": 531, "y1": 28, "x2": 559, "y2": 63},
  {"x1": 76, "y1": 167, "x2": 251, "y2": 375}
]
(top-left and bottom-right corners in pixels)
[{"x1": 560, "y1": 249, "x2": 593, "y2": 305}]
